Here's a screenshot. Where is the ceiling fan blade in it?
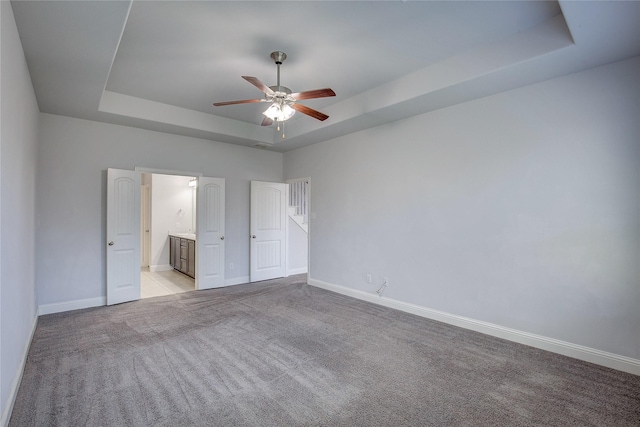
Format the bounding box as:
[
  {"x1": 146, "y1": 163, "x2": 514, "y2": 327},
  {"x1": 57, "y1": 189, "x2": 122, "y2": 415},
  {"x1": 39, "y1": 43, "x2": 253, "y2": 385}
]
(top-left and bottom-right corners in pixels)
[
  {"x1": 291, "y1": 103, "x2": 329, "y2": 121},
  {"x1": 290, "y1": 88, "x2": 336, "y2": 101},
  {"x1": 242, "y1": 76, "x2": 275, "y2": 95},
  {"x1": 213, "y1": 99, "x2": 264, "y2": 106},
  {"x1": 261, "y1": 117, "x2": 274, "y2": 127}
]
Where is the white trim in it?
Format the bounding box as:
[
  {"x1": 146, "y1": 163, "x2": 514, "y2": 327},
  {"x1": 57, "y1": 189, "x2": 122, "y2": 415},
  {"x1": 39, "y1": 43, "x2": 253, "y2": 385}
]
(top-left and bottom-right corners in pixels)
[
  {"x1": 134, "y1": 166, "x2": 202, "y2": 177},
  {"x1": 287, "y1": 267, "x2": 308, "y2": 276},
  {"x1": 307, "y1": 278, "x2": 640, "y2": 376},
  {"x1": 285, "y1": 183, "x2": 289, "y2": 278},
  {"x1": 224, "y1": 276, "x2": 250, "y2": 287},
  {"x1": 1, "y1": 314, "x2": 38, "y2": 427},
  {"x1": 149, "y1": 264, "x2": 173, "y2": 273},
  {"x1": 306, "y1": 178, "x2": 311, "y2": 285},
  {"x1": 38, "y1": 297, "x2": 106, "y2": 316},
  {"x1": 284, "y1": 177, "x2": 310, "y2": 184}
]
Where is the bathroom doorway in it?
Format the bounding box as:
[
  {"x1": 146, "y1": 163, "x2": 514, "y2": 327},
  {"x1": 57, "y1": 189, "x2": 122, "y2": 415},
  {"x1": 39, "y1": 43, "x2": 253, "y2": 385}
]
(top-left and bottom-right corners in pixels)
[
  {"x1": 107, "y1": 167, "x2": 225, "y2": 305},
  {"x1": 140, "y1": 172, "x2": 197, "y2": 298}
]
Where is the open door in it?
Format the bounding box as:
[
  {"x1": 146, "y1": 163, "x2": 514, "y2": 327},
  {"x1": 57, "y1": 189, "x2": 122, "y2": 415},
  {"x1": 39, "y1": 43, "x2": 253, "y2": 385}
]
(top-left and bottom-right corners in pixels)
[
  {"x1": 196, "y1": 177, "x2": 225, "y2": 289},
  {"x1": 250, "y1": 181, "x2": 287, "y2": 282},
  {"x1": 107, "y1": 168, "x2": 141, "y2": 305}
]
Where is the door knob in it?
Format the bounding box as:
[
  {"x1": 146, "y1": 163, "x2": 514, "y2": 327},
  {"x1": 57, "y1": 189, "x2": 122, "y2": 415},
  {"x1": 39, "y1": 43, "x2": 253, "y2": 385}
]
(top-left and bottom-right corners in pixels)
[
  {"x1": 220, "y1": 236, "x2": 224, "y2": 240},
  {"x1": 251, "y1": 235, "x2": 256, "y2": 239},
  {"x1": 108, "y1": 241, "x2": 115, "y2": 246}
]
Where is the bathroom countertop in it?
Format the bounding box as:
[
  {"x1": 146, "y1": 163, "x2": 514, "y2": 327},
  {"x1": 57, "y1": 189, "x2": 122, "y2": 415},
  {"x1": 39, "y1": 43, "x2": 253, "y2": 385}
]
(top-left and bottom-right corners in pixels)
[{"x1": 170, "y1": 233, "x2": 196, "y2": 241}]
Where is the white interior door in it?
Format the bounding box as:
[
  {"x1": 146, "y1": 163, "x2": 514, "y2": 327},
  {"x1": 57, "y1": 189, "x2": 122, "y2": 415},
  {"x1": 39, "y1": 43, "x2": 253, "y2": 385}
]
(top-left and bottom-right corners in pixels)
[
  {"x1": 250, "y1": 181, "x2": 287, "y2": 282},
  {"x1": 196, "y1": 177, "x2": 225, "y2": 289},
  {"x1": 140, "y1": 184, "x2": 150, "y2": 268},
  {"x1": 107, "y1": 168, "x2": 141, "y2": 305}
]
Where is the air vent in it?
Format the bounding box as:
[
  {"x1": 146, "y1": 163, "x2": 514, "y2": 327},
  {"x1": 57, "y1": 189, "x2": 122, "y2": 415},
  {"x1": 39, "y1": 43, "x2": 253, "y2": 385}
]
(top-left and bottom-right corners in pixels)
[{"x1": 253, "y1": 143, "x2": 273, "y2": 150}]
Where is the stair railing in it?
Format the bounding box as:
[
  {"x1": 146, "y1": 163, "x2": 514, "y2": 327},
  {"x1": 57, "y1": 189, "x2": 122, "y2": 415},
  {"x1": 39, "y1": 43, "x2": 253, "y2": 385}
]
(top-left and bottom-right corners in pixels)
[{"x1": 288, "y1": 179, "x2": 309, "y2": 224}]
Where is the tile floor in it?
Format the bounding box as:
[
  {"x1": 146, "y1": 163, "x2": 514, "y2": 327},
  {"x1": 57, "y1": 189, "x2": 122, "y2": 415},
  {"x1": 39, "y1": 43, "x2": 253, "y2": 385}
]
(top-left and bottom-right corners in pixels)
[{"x1": 141, "y1": 268, "x2": 195, "y2": 299}]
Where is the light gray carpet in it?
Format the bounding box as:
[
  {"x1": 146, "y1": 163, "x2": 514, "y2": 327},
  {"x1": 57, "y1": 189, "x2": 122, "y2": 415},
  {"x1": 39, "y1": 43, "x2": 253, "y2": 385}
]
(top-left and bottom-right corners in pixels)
[{"x1": 10, "y1": 275, "x2": 640, "y2": 426}]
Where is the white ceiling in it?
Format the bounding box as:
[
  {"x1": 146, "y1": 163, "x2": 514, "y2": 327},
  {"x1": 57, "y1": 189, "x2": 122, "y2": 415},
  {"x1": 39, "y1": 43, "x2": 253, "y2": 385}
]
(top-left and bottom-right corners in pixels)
[{"x1": 10, "y1": 1, "x2": 640, "y2": 152}]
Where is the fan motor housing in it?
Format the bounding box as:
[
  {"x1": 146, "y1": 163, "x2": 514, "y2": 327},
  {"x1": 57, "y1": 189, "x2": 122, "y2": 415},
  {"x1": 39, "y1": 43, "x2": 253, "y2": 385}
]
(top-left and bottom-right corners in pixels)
[{"x1": 269, "y1": 85, "x2": 292, "y2": 95}]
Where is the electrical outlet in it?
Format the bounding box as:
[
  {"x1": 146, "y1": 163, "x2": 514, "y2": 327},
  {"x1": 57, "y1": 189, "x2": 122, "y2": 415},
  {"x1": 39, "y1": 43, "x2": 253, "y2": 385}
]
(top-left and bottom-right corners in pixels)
[
  {"x1": 229, "y1": 262, "x2": 234, "y2": 270},
  {"x1": 366, "y1": 274, "x2": 372, "y2": 283}
]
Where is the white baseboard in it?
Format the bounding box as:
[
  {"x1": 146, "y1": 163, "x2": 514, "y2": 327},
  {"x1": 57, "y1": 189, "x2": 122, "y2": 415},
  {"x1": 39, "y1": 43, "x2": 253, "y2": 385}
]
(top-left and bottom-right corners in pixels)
[
  {"x1": 149, "y1": 264, "x2": 173, "y2": 272},
  {"x1": 38, "y1": 297, "x2": 106, "y2": 316},
  {"x1": 287, "y1": 267, "x2": 308, "y2": 276},
  {"x1": 308, "y1": 278, "x2": 640, "y2": 376},
  {"x1": 38, "y1": 276, "x2": 251, "y2": 314},
  {"x1": 1, "y1": 314, "x2": 38, "y2": 427},
  {"x1": 224, "y1": 276, "x2": 250, "y2": 287}
]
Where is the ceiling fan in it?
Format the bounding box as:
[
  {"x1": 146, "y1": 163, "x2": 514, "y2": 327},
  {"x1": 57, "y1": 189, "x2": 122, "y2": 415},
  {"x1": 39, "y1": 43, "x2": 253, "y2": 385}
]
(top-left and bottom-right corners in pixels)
[{"x1": 213, "y1": 51, "x2": 336, "y2": 135}]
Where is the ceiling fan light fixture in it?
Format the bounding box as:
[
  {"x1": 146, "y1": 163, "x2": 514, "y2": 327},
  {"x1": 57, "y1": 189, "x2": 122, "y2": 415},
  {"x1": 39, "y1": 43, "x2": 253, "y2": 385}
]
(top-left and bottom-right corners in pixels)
[
  {"x1": 263, "y1": 102, "x2": 295, "y2": 122},
  {"x1": 213, "y1": 51, "x2": 335, "y2": 132}
]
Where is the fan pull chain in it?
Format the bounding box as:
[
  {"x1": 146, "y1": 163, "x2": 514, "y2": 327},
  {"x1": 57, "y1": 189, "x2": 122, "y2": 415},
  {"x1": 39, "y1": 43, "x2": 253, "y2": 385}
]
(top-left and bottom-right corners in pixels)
[{"x1": 275, "y1": 120, "x2": 286, "y2": 139}]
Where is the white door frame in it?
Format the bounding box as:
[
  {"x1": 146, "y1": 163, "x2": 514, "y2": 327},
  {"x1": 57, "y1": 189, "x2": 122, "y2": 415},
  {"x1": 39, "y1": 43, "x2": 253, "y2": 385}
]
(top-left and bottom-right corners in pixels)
[
  {"x1": 135, "y1": 168, "x2": 226, "y2": 290},
  {"x1": 306, "y1": 177, "x2": 311, "y2": 282},
  {"x1": 136, "y1": 167, "x2": 202, "y2": 272}
]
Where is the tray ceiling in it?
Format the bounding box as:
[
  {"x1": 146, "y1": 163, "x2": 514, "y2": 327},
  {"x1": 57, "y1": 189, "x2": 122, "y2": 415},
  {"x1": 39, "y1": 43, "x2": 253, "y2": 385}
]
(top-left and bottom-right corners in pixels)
[{"x1": 10, "y1": 1, "x2": 640, "y2": 152}]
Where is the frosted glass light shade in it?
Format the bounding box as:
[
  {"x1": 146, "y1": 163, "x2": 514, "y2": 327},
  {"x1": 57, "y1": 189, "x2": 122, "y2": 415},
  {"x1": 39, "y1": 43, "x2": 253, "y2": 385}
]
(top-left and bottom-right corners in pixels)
[{"x1": 263, "y1": 103, "x2": 295, "y2": 121}]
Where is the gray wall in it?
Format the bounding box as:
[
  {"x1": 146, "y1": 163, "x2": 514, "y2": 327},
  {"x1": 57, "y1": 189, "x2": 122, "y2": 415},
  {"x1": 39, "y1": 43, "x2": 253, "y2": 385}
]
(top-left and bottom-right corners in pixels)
[
  {"x1": 284, "y1": 57, "x2": 640, "y2": 359},
  {"x1": 1, "y1": 1, "x2": 39, "y2": 422},
  {"x1": 36, "y1": 114, "x2": 283, "y2": 306}
]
